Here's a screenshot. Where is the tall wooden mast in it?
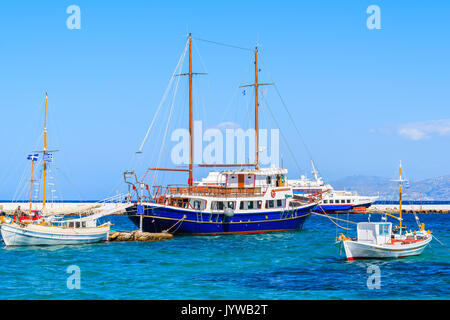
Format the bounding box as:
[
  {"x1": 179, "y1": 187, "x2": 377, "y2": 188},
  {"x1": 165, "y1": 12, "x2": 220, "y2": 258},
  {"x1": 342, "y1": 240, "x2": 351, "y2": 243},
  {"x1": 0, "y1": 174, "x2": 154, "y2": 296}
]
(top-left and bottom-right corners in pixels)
[
  {"x1": 254, "y1": 48, "x2": 259, "y2": 170},
  {"x1": 29, "y1": 157, "x2": 35, "y2": 214},
  {"x1": 188, "y1": 34, "x2": 193, "y2": 186},
  {"x1": 43, "y1": 93, "x2": 48, "y2": 208},
  {"x1": 240, "y1": 47, "x2": 272, "y2": 170},
  {"x1": 399, "y1": 160, "x2": 403, "y2": 230}
]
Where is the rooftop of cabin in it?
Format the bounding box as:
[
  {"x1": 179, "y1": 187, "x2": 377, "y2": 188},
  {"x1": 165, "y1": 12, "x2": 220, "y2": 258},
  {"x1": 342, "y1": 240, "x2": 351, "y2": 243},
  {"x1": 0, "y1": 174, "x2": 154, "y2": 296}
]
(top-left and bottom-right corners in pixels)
[{"x1": 196, "y1": 167, "x2": 288, "y2": 185}]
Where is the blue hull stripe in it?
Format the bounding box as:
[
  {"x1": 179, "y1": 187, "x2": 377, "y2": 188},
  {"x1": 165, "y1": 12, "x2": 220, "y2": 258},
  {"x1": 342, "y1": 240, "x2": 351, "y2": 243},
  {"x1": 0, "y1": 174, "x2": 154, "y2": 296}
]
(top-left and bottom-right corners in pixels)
[{"x1": 126, "y1": 204, "x2": 313, "y2": 235}]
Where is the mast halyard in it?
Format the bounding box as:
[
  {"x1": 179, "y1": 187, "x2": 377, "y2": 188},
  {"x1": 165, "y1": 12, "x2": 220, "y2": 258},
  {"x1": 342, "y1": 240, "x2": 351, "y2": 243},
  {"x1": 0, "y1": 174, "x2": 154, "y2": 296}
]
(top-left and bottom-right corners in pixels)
[
  {"x1": 29, "y1": 157, "x2": 35, "y2": 214},
  {"x1": 399, "y1": 160, "x2": 403, "y2": 230},
  {"x1": 43, "y1": 93, "x2": 48, "y2": 208}
]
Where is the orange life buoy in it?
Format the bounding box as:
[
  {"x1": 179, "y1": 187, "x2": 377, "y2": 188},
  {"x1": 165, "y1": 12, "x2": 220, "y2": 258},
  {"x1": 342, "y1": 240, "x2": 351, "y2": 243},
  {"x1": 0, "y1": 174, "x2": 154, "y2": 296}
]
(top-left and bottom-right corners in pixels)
[{"x1": 271, "y1": 189, "x2": 276, "y2": 198}]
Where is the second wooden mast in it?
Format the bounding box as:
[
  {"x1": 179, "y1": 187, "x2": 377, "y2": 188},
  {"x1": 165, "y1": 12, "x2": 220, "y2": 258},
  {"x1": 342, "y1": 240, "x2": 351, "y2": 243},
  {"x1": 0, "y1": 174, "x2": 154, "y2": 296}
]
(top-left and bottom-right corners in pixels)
[
  {"x1": 188, "y1": 34, "x2": 193, "y2": 186},
  {"x1": 254, "y1": 47, "x2": 260, "y2": 170},
  {"x1": 43, "y1": 93, "x2": 48, "y2": 208}
]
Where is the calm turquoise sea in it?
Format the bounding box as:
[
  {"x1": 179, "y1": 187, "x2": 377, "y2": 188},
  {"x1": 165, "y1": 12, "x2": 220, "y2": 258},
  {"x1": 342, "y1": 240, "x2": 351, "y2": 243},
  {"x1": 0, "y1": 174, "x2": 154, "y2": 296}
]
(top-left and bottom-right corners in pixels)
[{"x1": 0, "y1": 213, "x2": 449, "y2": 300}]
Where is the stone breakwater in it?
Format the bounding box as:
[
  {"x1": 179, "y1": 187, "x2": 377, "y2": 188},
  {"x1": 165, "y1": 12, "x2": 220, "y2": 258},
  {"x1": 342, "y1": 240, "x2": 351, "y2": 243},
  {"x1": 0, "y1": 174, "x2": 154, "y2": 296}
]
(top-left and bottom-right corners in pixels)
[{"x1": 108, "y1": 230, "x2": 173, "y2": 242}]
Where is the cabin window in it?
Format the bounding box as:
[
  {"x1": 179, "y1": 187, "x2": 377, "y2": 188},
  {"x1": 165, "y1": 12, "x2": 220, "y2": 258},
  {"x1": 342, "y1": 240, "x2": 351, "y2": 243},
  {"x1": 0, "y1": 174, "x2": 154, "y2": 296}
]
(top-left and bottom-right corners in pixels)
[
  {"x1": 347, "y1": 200, "x2": 351, "y2": 203},
  {"x1": 277, "y1": 199, "x2": 282, "y2": 207},
  {"x1": 335, "y1": 200, "x2": 340, "y2": 204},
  {"x1": 212, "y1": 201, "x2": 224, "y2": 210},
  {"x1": 239, "y1": 201, "x2": 256, "y2": 210},
  {"x1": 212, "y1": 201, "x2": 234, "y2": 210},
  {"x1": 227, "y1": 201, "x2": 235, "y2": 209},
  {"x1": 82, "y1": 222, "x2": 86, "y2": 228},
  {"x1": 257, "y1": 200, "x2": 262, "y2": 209},
  {"x1": 323, "y1": 200, "x2": 328, "y2": 204},
  {"x1": 192, "y1": 200, "x2": 204, "y2": 210},
  {"x1": 266, "y1": 200, "x2": 274, "y2": 208},
  {"x1": 329, "y1": 200, "x2": 334, "y2": 204},
  {"x1": 69, "y1": 222, "x2": 74, "y2": 228},
  {"x1": 266, "y1": 176, "x2": 272, "y2": 185},
  {"x1": 379, "y1": 224, "x2": 390, "y2": 235},
  {"x1": 75, "y1": 222, "x2": 80, "y2": 228}
]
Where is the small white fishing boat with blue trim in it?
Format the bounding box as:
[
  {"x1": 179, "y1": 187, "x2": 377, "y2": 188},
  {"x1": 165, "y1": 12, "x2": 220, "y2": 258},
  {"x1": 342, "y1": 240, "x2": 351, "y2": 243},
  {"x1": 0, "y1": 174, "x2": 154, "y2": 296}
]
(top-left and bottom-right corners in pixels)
[
  {"x1": 339, "y1": 161, "x2": 432, "y2": 260},
  {"x1": 0, "y1": 93, "x2": 111, "y2": 247},
  {"x1": 0, "y1": 216, "x2": 110, "y2": 246}
]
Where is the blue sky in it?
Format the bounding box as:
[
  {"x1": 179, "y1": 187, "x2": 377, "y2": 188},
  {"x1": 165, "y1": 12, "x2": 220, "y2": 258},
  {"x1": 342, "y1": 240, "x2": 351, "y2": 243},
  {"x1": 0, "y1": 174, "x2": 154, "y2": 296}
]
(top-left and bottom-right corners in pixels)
[{"x1": 0, "y1": 0, "x2": 449, "y2": 200}]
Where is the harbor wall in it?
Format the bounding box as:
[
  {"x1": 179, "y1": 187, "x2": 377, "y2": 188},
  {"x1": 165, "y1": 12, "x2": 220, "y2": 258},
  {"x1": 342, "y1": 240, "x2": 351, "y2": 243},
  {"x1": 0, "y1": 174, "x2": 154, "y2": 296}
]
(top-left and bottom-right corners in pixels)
[
  {"x1": 369, "y1": 204, "x2": 450, "y2": 213},
  {"x1": 1, "y1": 201, "x2": 449, "y2": 214},
  {"x1": 0, "y1": 202, "x2": 126, "y2": 214}
]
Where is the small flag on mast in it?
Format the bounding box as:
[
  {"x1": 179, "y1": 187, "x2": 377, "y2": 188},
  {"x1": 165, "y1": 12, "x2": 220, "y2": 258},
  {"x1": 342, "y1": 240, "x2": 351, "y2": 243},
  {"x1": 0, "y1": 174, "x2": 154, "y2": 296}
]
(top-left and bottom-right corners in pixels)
[
  {"x1": 43, "y1": 153, "x2": 53, "y2": 162},
  {"x1": 27, "y1": 154, "x2": 38, "y2": 161}
]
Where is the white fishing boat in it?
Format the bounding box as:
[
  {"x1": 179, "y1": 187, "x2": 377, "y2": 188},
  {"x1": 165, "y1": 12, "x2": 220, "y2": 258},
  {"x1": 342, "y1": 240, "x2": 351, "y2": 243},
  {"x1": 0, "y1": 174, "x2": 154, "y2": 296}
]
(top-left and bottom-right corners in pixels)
[
  {"x1": 0, "y1": 216, "x2": 110, "y2": 246},
  {"x1": 0, "y1": 93, "x2": 111, "y2": 246},
  {"x1": 339, "y1": 161, "x2": 432, "y2": 260},
  {"x1": 341, "y1": 221, "x2": 432, "y2": 260}
]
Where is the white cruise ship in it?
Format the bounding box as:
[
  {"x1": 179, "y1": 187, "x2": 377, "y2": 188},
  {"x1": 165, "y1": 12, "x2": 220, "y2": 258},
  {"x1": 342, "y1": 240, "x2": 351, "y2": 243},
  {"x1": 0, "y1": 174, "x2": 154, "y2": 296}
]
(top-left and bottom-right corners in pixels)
[{"x1": 289, "y1": 162, "x2": 378, "y2": 214}]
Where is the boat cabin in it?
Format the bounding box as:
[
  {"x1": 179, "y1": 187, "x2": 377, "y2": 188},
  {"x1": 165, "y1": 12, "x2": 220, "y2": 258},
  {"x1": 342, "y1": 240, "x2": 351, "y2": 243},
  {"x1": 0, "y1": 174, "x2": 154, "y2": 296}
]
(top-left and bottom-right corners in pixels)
[{"x1": 356, "y1": 222, "x2": 392, "y2": 245}]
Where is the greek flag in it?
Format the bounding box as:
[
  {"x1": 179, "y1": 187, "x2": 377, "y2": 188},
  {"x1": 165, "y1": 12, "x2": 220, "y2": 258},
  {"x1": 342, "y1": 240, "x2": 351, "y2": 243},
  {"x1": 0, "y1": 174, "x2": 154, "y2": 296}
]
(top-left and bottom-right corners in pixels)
[
  {"x1": 27, "y1": 154, "x2": 38, "y2": 161},
  {"x1": 405, "y1": 181, "x2": 410, "y2": 189},
  {"x1": 242, "y1": 90, "x2": 246, "y2": 96},
  {"x1": 43, "y1": 153, "x2": 53, "y2": 162}
]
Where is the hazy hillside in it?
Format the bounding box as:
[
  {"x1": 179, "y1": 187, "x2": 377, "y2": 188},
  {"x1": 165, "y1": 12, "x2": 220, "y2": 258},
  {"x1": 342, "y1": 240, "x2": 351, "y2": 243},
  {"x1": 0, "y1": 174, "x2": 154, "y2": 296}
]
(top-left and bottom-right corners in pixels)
[{"x1": 329, "y1": 175, "x2": 450, "y2": 201}]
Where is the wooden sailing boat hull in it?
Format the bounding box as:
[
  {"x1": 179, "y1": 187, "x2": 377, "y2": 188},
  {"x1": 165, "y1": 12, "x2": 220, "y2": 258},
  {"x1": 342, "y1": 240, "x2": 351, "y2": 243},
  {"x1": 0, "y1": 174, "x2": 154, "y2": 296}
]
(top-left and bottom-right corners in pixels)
[
  {"x1": 0, "y1": 223, "x2": 110, "y2": 246},
  {"x1": 342, "y1": 236, "x2": 432, "y2": 260},
  {"x1": 126, "y1": 203, "x2": 314, "y2": 235}
]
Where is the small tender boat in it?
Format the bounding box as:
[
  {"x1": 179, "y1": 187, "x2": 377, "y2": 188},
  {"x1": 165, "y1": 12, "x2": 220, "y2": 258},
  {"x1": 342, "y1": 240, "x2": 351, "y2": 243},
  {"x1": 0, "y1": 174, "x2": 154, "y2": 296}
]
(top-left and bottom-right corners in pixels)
[{"x1": 339, "y1": 161, "x2": 432, "y2": 260}]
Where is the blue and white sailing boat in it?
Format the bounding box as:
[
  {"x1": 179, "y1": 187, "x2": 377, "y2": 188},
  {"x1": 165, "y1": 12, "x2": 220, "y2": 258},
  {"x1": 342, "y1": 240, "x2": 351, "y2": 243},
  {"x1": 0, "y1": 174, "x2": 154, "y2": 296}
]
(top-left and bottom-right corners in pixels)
[
  {"x1": 0, "y1": 93, "x2": 111, "y2": 246},
  {"x1": 124, "y1": 35, "x2": 317, "y2": 235}
]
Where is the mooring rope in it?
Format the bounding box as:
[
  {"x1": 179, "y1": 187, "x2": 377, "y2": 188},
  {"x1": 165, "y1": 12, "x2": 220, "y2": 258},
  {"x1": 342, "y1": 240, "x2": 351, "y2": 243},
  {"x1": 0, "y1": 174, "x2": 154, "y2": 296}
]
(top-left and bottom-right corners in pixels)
[
  {"x1": 432, "y1": 234, "x2": 450, "y2": 251},
  {"x1": 163, "y1": 216, "x2": 186, "y2": 233},
  {"x1": 311, "y1": 205, "x2": 356, "y2": 231}
]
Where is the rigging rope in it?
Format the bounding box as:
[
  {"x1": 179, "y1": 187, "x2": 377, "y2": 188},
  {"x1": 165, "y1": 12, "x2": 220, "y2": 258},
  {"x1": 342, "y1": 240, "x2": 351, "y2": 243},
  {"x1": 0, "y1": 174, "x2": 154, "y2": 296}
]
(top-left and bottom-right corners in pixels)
[
  {"x1": 258, "y1": 54, "x2": 320, "y2": 175},
  {"x1": 136, "y1": 39, "x2": 189, "y2": 153},
  {"x1": 260, "y1": 94, "x2": 303, "y2": 173},
  {"x1": 154, "y1": 50, "x2": 186, "y2": 182},
  {"x1": 193, "y1": 37, "x2": 252, "y2": 52}
]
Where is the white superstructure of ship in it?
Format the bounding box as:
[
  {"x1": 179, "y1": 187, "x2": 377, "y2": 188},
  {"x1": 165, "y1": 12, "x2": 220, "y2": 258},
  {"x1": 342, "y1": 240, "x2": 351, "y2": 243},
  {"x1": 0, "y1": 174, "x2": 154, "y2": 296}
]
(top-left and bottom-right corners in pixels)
[{"x1": 289, "y1": 161, "x2": 378, "y2": 214}]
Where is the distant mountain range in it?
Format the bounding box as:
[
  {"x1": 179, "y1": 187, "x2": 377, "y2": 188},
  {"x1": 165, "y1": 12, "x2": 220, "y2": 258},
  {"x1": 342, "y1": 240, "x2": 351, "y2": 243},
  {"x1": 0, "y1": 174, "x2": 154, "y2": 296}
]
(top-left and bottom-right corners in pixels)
[{"x1": 329, "y1": 174, "x2": 450, "y2": 201}]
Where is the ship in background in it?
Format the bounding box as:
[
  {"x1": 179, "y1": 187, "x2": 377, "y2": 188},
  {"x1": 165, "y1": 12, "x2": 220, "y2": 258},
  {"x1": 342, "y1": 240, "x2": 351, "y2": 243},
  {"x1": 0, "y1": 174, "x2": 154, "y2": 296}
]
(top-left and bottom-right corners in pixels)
[
  {"x1": 289, "y1": 161, "x2": 378, "y2": 214},
  {"x1": 124, "y1": 34, "x2": 317, "y2": 235}
]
